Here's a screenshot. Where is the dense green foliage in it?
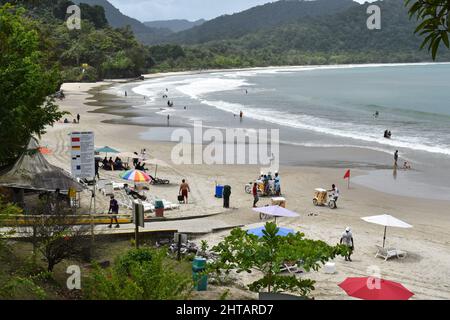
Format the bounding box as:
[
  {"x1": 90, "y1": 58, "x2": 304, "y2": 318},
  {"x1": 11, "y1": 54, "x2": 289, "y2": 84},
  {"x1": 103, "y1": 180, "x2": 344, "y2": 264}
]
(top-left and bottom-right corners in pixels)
[
  {"x1": 144, "y1": 19, "x2": 205, "y2": 33},
  {"x1": 84, "y1": 248, "x2": 193, "y2": 300},
  {"x1": 209, "y1": 222, "x2": 348, "y2": 297},
  {"x1": 168, "y1": 0, "x2": 356, "y2": 44},
  {"x1": 0, "y1": 4, "x2": 65, "y2": 166},
  {"x1": 1, "y1": 1, "x2": 155, "y2": 82},
  {"x1": 405, "y1": 0, "x2": 450, "y2": 59},
  {"x1": 150, "y1": 0, "x2": 450, "y2": 71}
]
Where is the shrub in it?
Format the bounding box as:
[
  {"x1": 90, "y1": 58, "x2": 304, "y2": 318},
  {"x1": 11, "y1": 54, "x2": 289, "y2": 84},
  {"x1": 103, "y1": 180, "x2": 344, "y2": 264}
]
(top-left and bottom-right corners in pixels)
[{"x1": 84, "y1": 248, "x2": 193, "y2": 300}]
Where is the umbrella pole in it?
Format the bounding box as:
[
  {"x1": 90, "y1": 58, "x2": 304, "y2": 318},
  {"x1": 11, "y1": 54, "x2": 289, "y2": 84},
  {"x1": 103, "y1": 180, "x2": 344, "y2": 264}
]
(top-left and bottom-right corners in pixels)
[
  {"x1": 155, "y1": 164, "x2": 158, "y2": 178},
  {"x1": 383, "y1": 226, "x2": 387, "y2": 248}
]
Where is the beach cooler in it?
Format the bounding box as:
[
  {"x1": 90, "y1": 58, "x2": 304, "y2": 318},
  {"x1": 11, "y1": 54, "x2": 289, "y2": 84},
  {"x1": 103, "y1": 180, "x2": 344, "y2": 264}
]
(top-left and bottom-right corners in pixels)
[
  {"x1": 324, "y1": 262, "x2": 336, "y2": 274},
  {"x1": 215, "y1": 185, "x2": 224, "y2": 198},
  {"x1": 271, "y1": 197, "x2": 286, "y2": 208}
]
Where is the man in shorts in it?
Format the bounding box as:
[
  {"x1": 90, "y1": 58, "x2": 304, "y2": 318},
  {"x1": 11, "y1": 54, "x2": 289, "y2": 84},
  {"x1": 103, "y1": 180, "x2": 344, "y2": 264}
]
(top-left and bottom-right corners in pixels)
[
  {"x1": 340, "y1": 227, "x2": 354, "y2": 261},
  {"x1": 179, "y1": 179, "x2": 191, "y2": 204}
]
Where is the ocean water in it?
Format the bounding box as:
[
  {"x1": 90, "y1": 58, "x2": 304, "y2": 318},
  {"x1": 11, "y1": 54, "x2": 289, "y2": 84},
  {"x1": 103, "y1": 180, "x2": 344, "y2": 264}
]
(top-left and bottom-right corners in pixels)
[{"x1": 110, "y1": 63, "x2": 450, "y2": 200}]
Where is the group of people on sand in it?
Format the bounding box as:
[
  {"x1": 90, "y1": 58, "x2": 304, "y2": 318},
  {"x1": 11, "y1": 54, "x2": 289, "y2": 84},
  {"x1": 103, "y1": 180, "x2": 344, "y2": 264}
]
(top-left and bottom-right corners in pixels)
[
  {"x1": 63, "y1": 113, "x2": 81, "y2": 124},
  {"x1": 102, "y1": 156, "x2": 127, "y2": 171},
  {"x1": 252, "y1": 172, "x2": 281, "y2": 207}
]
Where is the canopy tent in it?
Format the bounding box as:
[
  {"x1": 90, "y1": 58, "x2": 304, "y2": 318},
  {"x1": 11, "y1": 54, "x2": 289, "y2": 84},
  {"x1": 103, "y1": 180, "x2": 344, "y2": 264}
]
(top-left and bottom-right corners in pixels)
[
  {"x1": 361, "y1": 214, "x2": 413, "y2": 248},
  {"x1": 0, "y1": 138, "x2": 84, "y2": 193},
  {"x1": 95, "y1": 146, "x2": 120, "y2": 157}
]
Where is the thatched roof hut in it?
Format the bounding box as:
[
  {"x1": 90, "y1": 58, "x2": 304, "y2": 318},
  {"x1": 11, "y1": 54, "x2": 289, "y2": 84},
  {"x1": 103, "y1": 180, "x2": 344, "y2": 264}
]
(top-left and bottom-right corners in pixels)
[{"x1": 0, "y1": 138, "x2": 84, "y2": 193}]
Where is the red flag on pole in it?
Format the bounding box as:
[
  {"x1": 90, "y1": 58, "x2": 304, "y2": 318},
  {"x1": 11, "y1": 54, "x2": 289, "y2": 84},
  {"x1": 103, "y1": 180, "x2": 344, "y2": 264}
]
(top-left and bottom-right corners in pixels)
[
  {"x1": 344, "y1": 169, "x2": 351, "y2": 189},
  {"x1": 344, "y1": 170, "x2": 351, "y2": 179}
]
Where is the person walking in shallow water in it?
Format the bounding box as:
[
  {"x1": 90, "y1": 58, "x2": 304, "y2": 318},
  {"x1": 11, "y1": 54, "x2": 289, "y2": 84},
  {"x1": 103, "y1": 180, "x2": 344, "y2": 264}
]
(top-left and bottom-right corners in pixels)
[{"x1": 394, "y1": 150, "x2": 399, "y2": 167}]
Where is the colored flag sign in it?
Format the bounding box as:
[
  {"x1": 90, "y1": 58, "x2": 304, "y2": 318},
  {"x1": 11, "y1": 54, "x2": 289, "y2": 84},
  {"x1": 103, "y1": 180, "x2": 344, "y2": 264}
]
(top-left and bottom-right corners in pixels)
[
  {"x1": 71, "y1": 132, "x2": 95, "y2": 179},
  {"x1": 344, "y1": 169, "x2": 351, "y2": 179}
]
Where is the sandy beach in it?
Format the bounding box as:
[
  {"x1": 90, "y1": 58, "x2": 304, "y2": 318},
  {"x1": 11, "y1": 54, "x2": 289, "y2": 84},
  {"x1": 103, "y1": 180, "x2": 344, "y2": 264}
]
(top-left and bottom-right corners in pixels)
[{"x1": 39, "y1": 78, "x2": 450, "y2": 300}]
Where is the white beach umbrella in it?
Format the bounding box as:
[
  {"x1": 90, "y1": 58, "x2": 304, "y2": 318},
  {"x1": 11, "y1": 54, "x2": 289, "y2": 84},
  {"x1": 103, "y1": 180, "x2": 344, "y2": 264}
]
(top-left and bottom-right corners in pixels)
[{"x1": 361, "y1": 214, "x2": 413, "y2": 248}]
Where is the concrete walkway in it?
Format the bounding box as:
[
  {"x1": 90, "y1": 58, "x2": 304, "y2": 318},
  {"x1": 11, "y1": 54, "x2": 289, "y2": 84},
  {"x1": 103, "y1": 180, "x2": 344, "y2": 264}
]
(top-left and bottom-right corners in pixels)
[{"x1": 1, "y1": 207, "x2": 262, "y2": 238}]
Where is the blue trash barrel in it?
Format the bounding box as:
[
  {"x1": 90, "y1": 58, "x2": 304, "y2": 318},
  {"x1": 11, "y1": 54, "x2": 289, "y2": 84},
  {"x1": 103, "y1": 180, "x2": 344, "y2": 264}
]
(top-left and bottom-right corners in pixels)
[{"x1": 215, "y1": 185, "x2": 224, "y2": 198}]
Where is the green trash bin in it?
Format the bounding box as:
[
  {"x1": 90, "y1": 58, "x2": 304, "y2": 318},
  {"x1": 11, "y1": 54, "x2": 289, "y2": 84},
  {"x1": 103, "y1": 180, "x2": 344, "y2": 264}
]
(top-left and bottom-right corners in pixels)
[
  {"x1": 192, "y1": 257, "x2": 208, "y2": 291},
  {"x1": 154, "y1": 199, "x2": 164, "y2": 217}
]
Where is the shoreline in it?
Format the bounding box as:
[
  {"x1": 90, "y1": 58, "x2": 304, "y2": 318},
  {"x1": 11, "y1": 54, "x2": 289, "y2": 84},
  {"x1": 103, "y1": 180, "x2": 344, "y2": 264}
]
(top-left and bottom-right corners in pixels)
[
  {"x1": 38, "y1": 81, "x2": 450, "y2": 299},
  {"x1": 83, "y1": 66, "x2": 450, "y2": 201}
]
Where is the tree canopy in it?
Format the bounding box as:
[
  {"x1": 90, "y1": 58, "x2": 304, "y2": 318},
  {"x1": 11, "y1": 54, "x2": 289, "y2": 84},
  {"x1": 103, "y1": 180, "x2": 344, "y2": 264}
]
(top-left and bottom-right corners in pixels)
[
  {"x1": 0, "y1": 4, "x2": 64, "y2": 166},
  {"x1": 405, "y1": 0, "x2": 450, "y2": 59},
  {"x1": 209, "y1": 222, "x2": 348, "y2": 297}
]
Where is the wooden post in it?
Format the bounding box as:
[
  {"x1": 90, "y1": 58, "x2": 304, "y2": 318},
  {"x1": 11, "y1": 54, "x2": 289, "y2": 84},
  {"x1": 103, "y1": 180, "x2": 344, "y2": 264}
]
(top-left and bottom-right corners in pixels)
[
  {"x1": 177, "y1": 234, "x2": 182, "y2": 261},
  {"x1": 135, "y1": 223, "x2": 139, "y2": 249}
]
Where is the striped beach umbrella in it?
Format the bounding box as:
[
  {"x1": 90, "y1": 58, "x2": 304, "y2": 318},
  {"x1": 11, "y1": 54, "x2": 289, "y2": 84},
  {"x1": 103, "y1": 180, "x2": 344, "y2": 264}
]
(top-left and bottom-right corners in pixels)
[{"x1": 120, "y1": 170, "x2": 152, "y2": 183}]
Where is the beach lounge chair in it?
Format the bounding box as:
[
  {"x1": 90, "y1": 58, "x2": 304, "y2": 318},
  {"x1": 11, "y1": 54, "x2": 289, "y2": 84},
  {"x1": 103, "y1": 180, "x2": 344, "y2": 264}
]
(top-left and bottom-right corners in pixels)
[
  {"x1": 375, "y1": 245, "x2": 407, "y2": 261},
  {"x1": 149, "y1": 175, "x2": 170, "y2": 185},
  {"x1": 280, "y1": 261, "x2": 304, "y2": 274}
]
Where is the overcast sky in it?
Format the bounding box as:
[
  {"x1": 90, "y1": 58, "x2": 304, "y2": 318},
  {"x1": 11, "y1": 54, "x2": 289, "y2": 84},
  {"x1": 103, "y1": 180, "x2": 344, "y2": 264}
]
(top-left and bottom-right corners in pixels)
[{"x1": 108, "y1": 0, "x2": 373, "y2": 22}]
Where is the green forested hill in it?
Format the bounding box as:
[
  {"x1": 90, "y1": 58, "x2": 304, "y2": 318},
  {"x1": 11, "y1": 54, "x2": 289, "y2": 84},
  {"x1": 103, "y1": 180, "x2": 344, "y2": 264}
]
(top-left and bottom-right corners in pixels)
[
  {"x1": 0, "y1": 0, "x2": 154, "y2": 81},
  {"x1": 1, "y1": 0, "x2": 448, "y2": 78},
  {"x1": 167, "y1": 0, "x2": 357, "y2": 44},
  {"x1": 72, "y1": 0, "x2": 172, "y2": 44},
  {"x1": 149, "y1": 0, "x2": 450, "y2": 70},
  {"x1": 144, "y1": 19, "x2": 206, "y2": 33}
]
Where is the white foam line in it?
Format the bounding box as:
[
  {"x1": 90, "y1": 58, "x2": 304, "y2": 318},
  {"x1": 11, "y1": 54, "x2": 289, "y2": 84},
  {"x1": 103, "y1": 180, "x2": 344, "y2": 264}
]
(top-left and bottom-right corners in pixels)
[{"x1": 200, "y1": 99, "x2": 450, "y2": 157}]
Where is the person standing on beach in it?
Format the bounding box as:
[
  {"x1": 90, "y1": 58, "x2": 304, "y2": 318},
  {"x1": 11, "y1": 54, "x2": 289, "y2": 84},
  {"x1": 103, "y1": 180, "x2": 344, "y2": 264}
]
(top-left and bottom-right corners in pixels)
[
  {"x1": 77, "y1": 114, "x2": 80, "y2": 123},
  {"x1": 328, "y1": 184, "x2": 339, "y2": 207},
  {"x1": 394, "y1": 150, "x2": 399, "y2": 167},
  {"x1": 274, "y1": 172, "x2": 281, "y2": 196},
  {"x1": 94, "y1": 158, "x2": 100, "y2": 179},
  {"x1": 340, "y1": 227, "x2": 354, "y2": 261},
  {"x1": 179, "y1": 179, "x2": 191, "y2": 204},
  {"x1": 252, "y1": 182, "x2": 259, "y2": 208},
  {"x1": 108, "y1": 195, "x2": 120, "y2": 228}
]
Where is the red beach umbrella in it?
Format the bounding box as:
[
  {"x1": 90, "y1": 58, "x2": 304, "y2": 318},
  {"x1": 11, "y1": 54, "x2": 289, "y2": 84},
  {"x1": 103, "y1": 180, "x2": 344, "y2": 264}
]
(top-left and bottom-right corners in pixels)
[
  {"x1": 38, "y1": 147, "x2": 52, "y2": 155},
  {"x1": 339, "y1": 277, "x2": 414, "y2": 300}
]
